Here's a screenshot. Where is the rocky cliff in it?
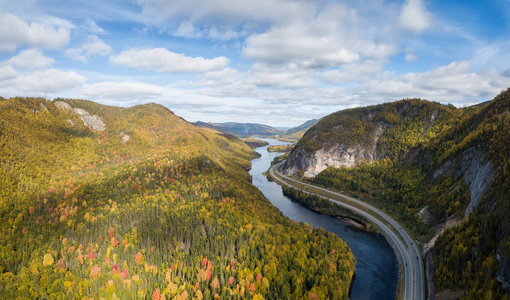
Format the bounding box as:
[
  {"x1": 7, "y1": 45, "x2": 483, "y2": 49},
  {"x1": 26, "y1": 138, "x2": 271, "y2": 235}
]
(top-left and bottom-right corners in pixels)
[
  {"x1": 283, "y1": 99, "x2": 451, "y2": 177},
  {"x1": 284, "y1": 140, "x2": 377, "y2": 177}
]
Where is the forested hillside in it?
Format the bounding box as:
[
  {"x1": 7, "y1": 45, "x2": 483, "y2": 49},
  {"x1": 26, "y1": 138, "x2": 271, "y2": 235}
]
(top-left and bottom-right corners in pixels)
[
  {"x1": 286, "y1": 89, "x2": 510, "y2": 299},
  {"x1": 283, "y1": 98, "x2": 457, "y2": 177},
  {"x1": 0, "y1": 98, "x2": 355, "y2": 299}
]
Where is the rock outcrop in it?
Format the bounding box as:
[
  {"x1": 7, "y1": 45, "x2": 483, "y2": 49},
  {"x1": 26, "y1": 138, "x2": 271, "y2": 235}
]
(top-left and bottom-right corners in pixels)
[
  {"x1": 283, "y1": 143, "x2": 373, "y2": 177},
  {"x1": 283, "y1": 121, "x2": 390, "y2": 178},
  {"x1": 72, "y1": 108, "x2": 106, "y2": 132},
  {"x1": 54, "y1": 101, "x2": 106, "y2": 132},
  {"x1": 54, "y1": 101, "x2": 73, "y2": 111},
  {"x1": 120, "y1": 132, "x2": 130, "y2": 143},
  {"x1": 433, "y1": 147, "x2": 496, "y2": 218},
  {"x1": 497, "y1": 254, "x2": 510, "y2": 293}
]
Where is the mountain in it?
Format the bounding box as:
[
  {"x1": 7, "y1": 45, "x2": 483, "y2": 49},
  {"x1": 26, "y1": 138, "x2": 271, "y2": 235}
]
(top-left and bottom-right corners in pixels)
[
  {"x1": 283, "y1": 99, "x2": 454, "y2": 177},
  {"x1": 283, "y1": 89, "x2": 510, "y2": 298},
  {"x1": 0, "y1": 97, "x2": 355, "y2": 299},
  {"x1": 278, "y1": 119, "x2": 319, "y2": 143},
  {"x1": 194, "y1": 121, "x2": 282, "y2": 137}
]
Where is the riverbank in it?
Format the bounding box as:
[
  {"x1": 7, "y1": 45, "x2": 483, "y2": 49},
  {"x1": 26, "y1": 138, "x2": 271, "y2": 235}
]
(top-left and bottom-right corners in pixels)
[{"x1": 279, "y1": 184, "x2": 379, "y2": 233}]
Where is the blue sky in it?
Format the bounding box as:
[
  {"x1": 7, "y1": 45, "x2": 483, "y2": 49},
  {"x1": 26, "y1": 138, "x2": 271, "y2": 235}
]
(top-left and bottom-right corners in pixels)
[{"x1": 1, "y1": 0, "x2": 509, "y2": 127}]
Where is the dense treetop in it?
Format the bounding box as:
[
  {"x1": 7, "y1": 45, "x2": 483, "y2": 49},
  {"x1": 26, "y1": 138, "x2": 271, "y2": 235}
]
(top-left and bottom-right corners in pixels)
[{"x1": 0, "y1": 97, "x2": 355, "y2": 299}]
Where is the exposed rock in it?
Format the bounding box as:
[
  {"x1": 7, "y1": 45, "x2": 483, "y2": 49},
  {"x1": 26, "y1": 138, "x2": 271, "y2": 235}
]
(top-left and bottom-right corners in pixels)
[
  {"x1": 496, "y1": 254, "x2": 510, "y2": 293},
  {"x1": 430, "y1": 109, "x2": 438, "y2": 122},
  {"x1": 120, "y1": 132, "x2": 130, "y2": 143},
  {"x1": 372, "y1": 121, "x2": 392, "y2": 152},
  {"x1": 283, "y1": 143, "x2": 373, "y2": 177},
  {"x1": 72, "y1": 108, "x2": 106, "y2": 132},
  {"x1": 424, "y1": 215, "x2": 463, "y2": 253},
  {"x1": 54, "y1": 101, "x2": 73, "y2": 111},
  {"x1": 434, "y1": 147, "x2": 496, "y2": 218},
  {"x1": 283, "y1": 121, "x2": 390, "y2": 178},
  {"x1": 40, "y1": 103, "x2": 49, "y2": 112},
  {"x1": 363, "y1": 111, "x2": 377, "y2": 121},
  {"x1": 66, "y1": 119, "x2": 75, "y2": 126},
  {"x1": 418, "y1": 206, "x2": 433, "y2": 224},
  {"x1": 461, "y1": 148, "x2": 496, "y2": 217},
  {"x1": 54, "y1": 101, "x2": 106, "y2": 131}
]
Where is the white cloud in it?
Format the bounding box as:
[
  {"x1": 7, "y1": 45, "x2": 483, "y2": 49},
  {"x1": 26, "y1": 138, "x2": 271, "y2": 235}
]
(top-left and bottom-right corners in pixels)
[
  {"x1": 64, "y1": 35, "x2": 112, "y2": 63},
  {"x1": 246, "y1": 63, "x2": 317, "y2": 88},
  {"x1": 110, "y1": 48, "x2": 229, "y2": 73},
  {"x1": 356, "y1": 61, "x2": 510, "y2": 103},
  {"x1": 81, "y1": 36, "x2": 112, "y2": 56},
  {"x1": 64, "y1": 48, "x2": 87, "y2": 63},
  {"x1": 1, "y1": 69, "x2": 85, "y2": 94},
  {"x1": 244, "y1": 24, "x2": 360, "y2": 68},
  {"x1": 185, "y1": 67, "x2": 241, "y2": 87},
  {"x1": 5, "y1": 48, "x2": 54, "y2": 70},
  {"x1": 241, "y1": 3, "x2": 402, "y2": 71},
  {"x1": 0, "y1": 66, "x2": 18, "y2": 81},
  {"x1": 0, "y1": 13, "x2": 70, "y2": 52},
  {"x1": 242, "y1": 4, "x2": 364, "y2": 69},
  {"x1": 84, "y1": 19, "x2": 105, "y2": 34},
  {"x1": 320, "y1": 60, "x2": 385, "y2": 84},
  {"x1": 136, "y1": 0, "x2": 313, "y2": 27},
  {"x1": 79, "y1": 82, "x2": 163, "y2": 100},
  {"x1": 405, "y1": 53, "x2": 417, "y2": 61},
  {"x1": 399, "y1": 0, "x2": 432, "y2": 33},
  {"x1": 175, "y1": 21, "x2": 201, "y2": 38}
]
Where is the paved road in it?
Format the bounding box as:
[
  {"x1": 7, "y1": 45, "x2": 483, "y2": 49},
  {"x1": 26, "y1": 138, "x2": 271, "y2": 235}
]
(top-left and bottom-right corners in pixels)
[{"x1": 270, "y1": 161, "x2": 425, "y2": 300}]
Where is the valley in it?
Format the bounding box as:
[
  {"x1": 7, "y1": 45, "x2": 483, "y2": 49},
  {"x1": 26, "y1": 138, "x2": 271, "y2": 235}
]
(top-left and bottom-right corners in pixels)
[
  {"x1": 2, "y1": 89, "x2": 510, "y2": 300},
  {"x1": 1, "y1": 1, "x2": 509, "y2": 299}
]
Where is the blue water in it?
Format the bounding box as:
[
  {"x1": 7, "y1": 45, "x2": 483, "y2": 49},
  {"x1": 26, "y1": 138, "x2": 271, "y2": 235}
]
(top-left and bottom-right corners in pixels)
[{"x1": 249, "y1": 138, "x2": 398, "y2": 300}]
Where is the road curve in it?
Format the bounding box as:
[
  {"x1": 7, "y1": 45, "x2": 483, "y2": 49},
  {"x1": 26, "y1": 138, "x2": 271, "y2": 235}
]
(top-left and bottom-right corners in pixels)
[{"x1": 270, "y1": 161, "x2": 425, "y2": 300}]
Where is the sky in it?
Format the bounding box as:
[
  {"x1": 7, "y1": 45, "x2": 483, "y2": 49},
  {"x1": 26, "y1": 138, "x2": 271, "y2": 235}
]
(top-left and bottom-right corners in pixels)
[{"x1": 1, "y1": 0, "x2": 510, "y2": 127}]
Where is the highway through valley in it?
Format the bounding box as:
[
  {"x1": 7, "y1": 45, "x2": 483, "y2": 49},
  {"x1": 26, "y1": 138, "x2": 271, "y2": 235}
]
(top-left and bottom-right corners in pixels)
[{"x1": 269, "y1": 161, "x2": 425, "y2": 300}]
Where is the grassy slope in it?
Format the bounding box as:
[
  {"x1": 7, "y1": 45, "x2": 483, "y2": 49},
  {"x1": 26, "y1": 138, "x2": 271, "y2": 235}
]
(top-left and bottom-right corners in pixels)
[{"x1": 0, "y1": 98, "x2": 355, "y2": 299}]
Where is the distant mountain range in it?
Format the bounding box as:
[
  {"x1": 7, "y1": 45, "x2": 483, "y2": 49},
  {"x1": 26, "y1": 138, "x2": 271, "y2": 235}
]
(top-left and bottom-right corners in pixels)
[
  {"x1": 278, "y1": 119, "x2": 319, "y2": 143},
  {"x1": 194, "y1": 119, "x2": 319, "y2": 142},
  {"x1": 194, "y1": 121, "x2": 282, "y2": 137}
]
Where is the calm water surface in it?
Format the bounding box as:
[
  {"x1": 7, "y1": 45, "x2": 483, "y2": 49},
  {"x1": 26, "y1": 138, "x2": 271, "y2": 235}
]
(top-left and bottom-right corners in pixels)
[{"x1": 249, "y1": 138, "x2": 398, "y2": 300}]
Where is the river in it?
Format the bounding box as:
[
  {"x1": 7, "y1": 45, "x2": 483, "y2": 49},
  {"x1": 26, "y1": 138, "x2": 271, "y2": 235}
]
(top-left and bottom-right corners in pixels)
[{"x1": 249, "y1": 138, "x2": 398, "y2": 300}]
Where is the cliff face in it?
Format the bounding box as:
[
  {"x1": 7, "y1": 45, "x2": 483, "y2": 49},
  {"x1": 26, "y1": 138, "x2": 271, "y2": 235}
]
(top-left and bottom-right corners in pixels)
[
  {"x1": 283, "y1": 99, "x2": 450, "y2": 177},
  {"x1": 284, "y1": 133, "x2": 385, "y2": 177},
  {"x1": 432, "y1": 147, "x2": 496, "y2": 218},
  {"x1": 284, "y1": 144, "x2": 371, "y2": 177}
]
